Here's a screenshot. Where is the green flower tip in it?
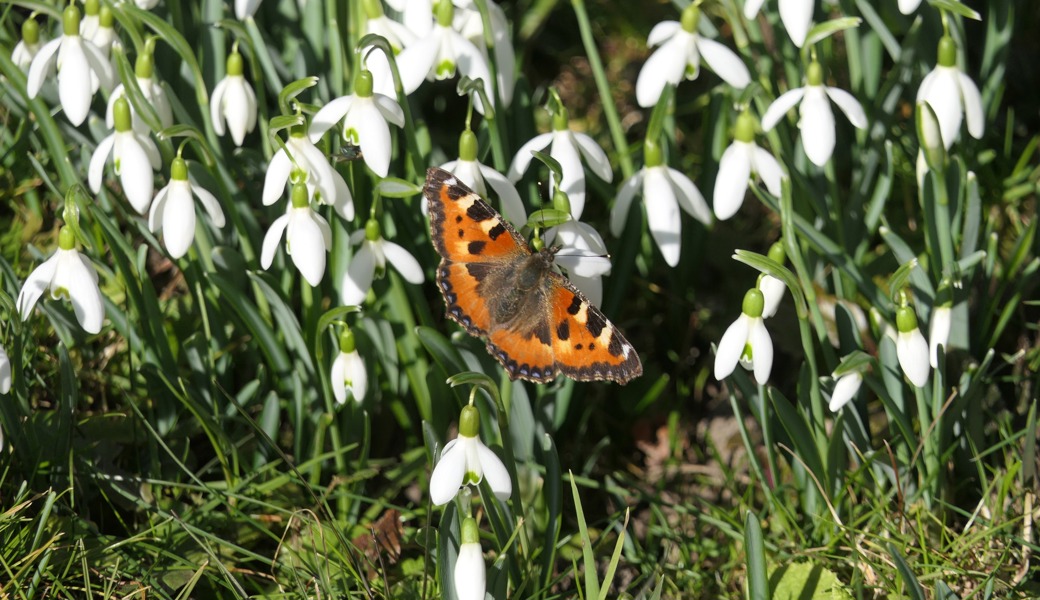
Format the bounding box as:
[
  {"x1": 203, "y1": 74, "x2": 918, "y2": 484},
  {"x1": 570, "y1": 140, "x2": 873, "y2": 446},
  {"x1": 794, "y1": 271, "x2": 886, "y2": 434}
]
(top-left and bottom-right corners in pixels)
[
  {"x1": 767, "y1": 240, "x2": 786, "y2": 264},
  {"x1": 85, "y1": 0, "x2": 100, "y2": 17},
  {"x1": 643, "y1": 138, "x2": 663, "y2": 167},
  {"x1": 363, "y1": 0, "x2": 384, "y2": 19},
  {"x1": 365, "y1": 218, "x2": 382, "y2": 241},
  {"x1": 896, "y1": 306, "x2": 918, "y2": 333},
  {"x1": 435, "y1": 0, "x2": 454, "y2": 27},
  {"x1": 339, "y1": 329, "x2": 356, "y2": 353},
  {"x1": 458, "y1": 404, "x2": 480, "y2": 438},
  {"x1": 63, "y1": 4, "x2": 81, "y2": 36},
  {"x1": 135, "y1": 53, "x2": 154, "y2": 79},
  {"x1": 21, "y1": 17, "x2": 39, "y2": 45},
  {"x1": 460, "y1": 517, "x2": 480, "y2": 545},
  {"x1": 937, "y1": 36, "x2": 956, "y2": 68},
  {"x1": 680, "y1": 4, "x2": 701, "y2": 33},
  {"x1": 58, "y1": 226, "x2": 76, "y2": 251},
  {"x1": 734, "y1": 111, "x2": 756, "y2": 143},
  {"x1": 436, "y1": 59, "x2": 455, "y2": 78},
  {"x1": 170, "y1": 157, "x2": 188, "y2": 181},
  {"x1": 742, "y1": 288, "x2": 765, "y2": 318},
  {"x1": 806, "y1": 61, "x2": 823, "y2": 86},
  {"x1": 113, "y1": 96, "x2": 132, "y2": 132},
  {"x1": 552, "y1": 189, "x2": 572, "y2": 214},
  {"x1": 291, "y1": 182, "x2": 310, "y2": 208},
  {"x1": 459, "y1": 129, "x2": 478, "y2": 162},
  {"x1": 551, "y1": 107, "x2": 569, "y2": 131},
  {"x1": 226, "y1": 51, "x2": 244, "y2": 77},
  {"x1": 355, "y1": 69, "x2": 374, "y2": 97},
  {"x1": 99, "y1": 5, "x2": 114, "y2": 27}
]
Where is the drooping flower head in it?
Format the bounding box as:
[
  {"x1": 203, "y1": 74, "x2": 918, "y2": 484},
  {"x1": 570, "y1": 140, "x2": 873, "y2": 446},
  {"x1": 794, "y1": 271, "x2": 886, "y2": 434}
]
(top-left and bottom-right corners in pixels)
[
  {"x1": 429, "y1": 405, "x2": 511, "y2": 506},
  {"x1": 89, "y1": 96, "x2": 161, "y2": 214},
  {"x1": 441, "y1": 129, "x2": 526, "y2": 225},
  {"x1": 211, "y1": 48, "x2": 258, "y2": 147},
  {"x1": 454, "y1": 517, "x2": 487, "y2": 600},
  {"x1": 149, "y1": 157, "x2": 226, "y2": 259},
  {"x1": 263, "y1": 125, "x2": 354, "y2": 220},
  {"x1": 331, "y1": 328, "x2": 367, "y2": 404},
  {"x1": 106, "y1": 50, "x2": 174, "y2": 134},
  {"x1": 363, "y1": 0, "x2": 416, "y2": 53},
  {"x1": 12, "y1": 16, "x2": 47, "y2": 70},
  {"x1": 342, "y1": 218, "x2": 425, "y2": 305},
  {"x1": 895, "y1": 305, "x2": 930, "y2": 388},
  {"x1": 714, "y1": 287, "x2": 774, "y2": 385},
  {"x1": 260, "y1": 181, "x2": 332, "y2": 287},
  {"x1": 917, "y1": 35, "x2": 984, "y2": 150},
  {"x1": 713, "y1": 110, "x2": 783, "y2": 220},
  {"x1": 543, "y1": 190, "x2": 612, "y2": 305},
  {"x1": 757, "y1": 241, "x2": 787, "y2": 318},
  {"x1": 17, "y1": 226, "x2": 105, "y2": 334},
  {"x1": 743, "y1": 0, "x2": 814, "y2": 48}
]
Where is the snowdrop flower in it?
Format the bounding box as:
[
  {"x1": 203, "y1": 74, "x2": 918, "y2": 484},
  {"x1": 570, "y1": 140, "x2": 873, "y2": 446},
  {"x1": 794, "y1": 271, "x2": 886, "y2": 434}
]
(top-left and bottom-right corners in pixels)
[
  {"x1": 261, "y1": 182, "x2": 332, "y2": 287},
  {"x1": 714, "y1": 111, "x2": 783, "y2": 220},
  {"x1": 87, "y1": 5, "x2": 116, "y2": 58},
  {"x1": 363, "y1": 0, "x2": 416, "y2": 52},
  {"x1": 372, "y1": 0, "x2": 493, "y2": 113},
  {"x1": 758, "y1": 241, "x2": 787, "y2": 318},
  {"x1": 743, "y1": 0, "x2": 814, "y2": 48},
  {"x1": 308, "y1": 69, "x2": 404, "y2": 178},
  {"x1": 80, "y1": 0, "x2": 101, "y2": 41},
  {"x1": 106, "y1": 52, "x2": 173, "y2": 134},
  {"x1": 636, "y1": 4, "x2": 751, "y2": 108},
  {"x1": 928, "y1": 303, "x2": 952, "y2": 369},
  {"x1": 898, "y1": 0, "x2": 923, "y2": 15},
  {"x1": 26, "y1": 4, "x2": 114, "y2": 126},
  {"x1": 331, "y1": 329, "x2": 367, "y2": 404},
  {"x1": 714, "y1": 288, "x2": 774, "y2": 385},
  {"x1": 611, "y1": 138, "x2": 711, "y2": 267},
  {"x1": 149, "y1": 157, "x2": 226, "y2": 259},
  {"x1": 0, "y1": 343, "x2": 9, "y2": 395},
  {"x1": 12, "y1": 16, "x2": 46, "y2": 70},
  {"x1": 17, "y1": 226, "x2": 105, "y2": 334},
  {"x1": 385, "y1": 0, "x2": 435, "y2": 37},
  {"x1": 508, "y1": 107, "x2": 613, "y2": 220},
  {"x1": 455, "y1": 517, "x2": 486, "y2": 600},
  {"x1": 211, "y1": 49, "x2": 258, "y2": 147},
  {"x1": 89, "y1": 96, "x2": 161, "y2": 214},
  {"x1": 441, "y1": 129, "x2": 525, "y2": 225},
  {"x1": 430, "y1": 405, "x2": 511, "y2": 505},
  {"x1": 454, "y1": 0, "x2": 516, "y2": 106},
  {"x1": 236, "y1": 0, "x2": 262, "y2": 20},
  {"x1": 761, "y1": 60, "x2": 867, "y2": 167},
  {"x1": 828, "y1": 371, "x2": 863, "y2": 412},
  {"x1": 263, "y1": 127, "x2": 354, "y2": 219},
  {"x1": 135, "y1": 0, "x2": 161, "y2": 9},
  {"x1": 917, "y1": 35, "x2": 984, "y2": 149},
  {"x1": 342, "y1": 219, "x2": 425, "y2": 305},
  {"x1": 895, "y1": 305, "x2": 930, "y2": 388}
]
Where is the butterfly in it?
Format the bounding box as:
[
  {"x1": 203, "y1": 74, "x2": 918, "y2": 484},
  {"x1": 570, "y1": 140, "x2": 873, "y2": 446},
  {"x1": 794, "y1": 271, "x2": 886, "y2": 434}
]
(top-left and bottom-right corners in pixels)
[{"x1": 423, "y1": 167, "x2": 642, "y2": 384}]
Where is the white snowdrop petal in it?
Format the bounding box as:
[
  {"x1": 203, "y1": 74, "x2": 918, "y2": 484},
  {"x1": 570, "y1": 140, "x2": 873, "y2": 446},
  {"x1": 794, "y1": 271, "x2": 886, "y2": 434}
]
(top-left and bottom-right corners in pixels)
[
  {"x1": 696, "y1": 37, "x2": 751, "y2": 89},
  {"x1": 162, "y1": 183, "x2": 197, "y2": 259},
  {"x1": 454, "y1": 543, "x2": 486, "y2": 600},
  {"x1": 0, "y1": 346, "x2": 11, "y2": 394},
  {"x1": 928, "y1": 307, "x2": 952, "y2": 369},
  {"x1": 394, "y1": 33, "x2": 440, "y2": 94},
  {"x1": 552, "y1": 133, "x2": 587, "y2": 218},
  {"x1": 825, "y1": 86, "x2": 868, "y2": 129},
  {"x1": 573, "y1": 132, "x2": 613, "y2": 183},
  {"x1": 26, "y1": 38, "x2": 61, "y2": 98},
  {"x1": 748, "y1": 318, "x2": 773, "y2": 385},
  {"x1": 262, "y1": 150, "x2": 291, "y2": 205},
  {"x1": 308, "y1": 95, "x2": 354, "y2": 142},
  {"x1": 288, "y1": 211, "x2": 328, "y2": 286},
  {"x1": 148, "y1": 185, "x2": 171, "y2": 232},
  {"x1": 829, "y1": 372, "x2": 863, "y2": 412},
  {"x1": 383, "y1": 241, "x2": 425, "y2": 284},
  {"x1": 667, "y1": 167, "x2": 711, "y2": 225},
  {"x1": 88, "y1": 135, "x2": 115, "y2": 193},
  {"x1": 65, "y1": 253, "x2": 105, "y2": 334},
  {"x1": 224, "y1": 79, "x2": 255, "y2": 146},
  {"x1": 342, "y1": 244, "x2": 376, "y2": 305},
  {"x1": 647, "y1": 20, "x2": 681, "y2": 47},
  {"x1": 713, "y1": 143, "x2": 752, "y2": 220},
  {"x1": 117, "y1": 136, "x2": 157, "y2": 214},
  {"x1": 897, "y1": 329, "x2": 931, "y2": 388},
  {"x1": 193, "y1": 184, "x2": 226, "y2": 228},
  {"x1": 507, "y1": 132, "x2": 554, "y2": 181},
  {"x1": 476, "y1": 442, "x2": 512, "y2": 500},
  {"x1": 779, "y1": 0, "x2": 814, "y2": 47},
  {"x1": 643, "y1": 170, "x2": 683, "y2": 266},
  {"x1": 260, "y1": 214, "x2": 290, "y2": 269},
  {"x1": 761, "y1": 88, "x2": 806, "y2": 131},
  {"x1": 714, "y1": 314, "x2": 750, "y2": 381},
  {"x1": 210, "y1": 77, "x2": 229, "y2": 136},
  {"x1": 57, "y1": 39, "x2": 93, "y2": 126},
  {"x1": 373, "y1": 94, "x2": 405, "y2": 127},
  {"x1": 635, "y1": 35, "x2": 689, "y2": 107},
  {"x1": 799, "y1": 87, "x2": 836, "y2": 166},
  {"x1": 957, "y1": 72, "x2": 985, "y2": 140},
  {"x1": 16, "y1": 255, "x2": 59, "y2": 321},
  {"x1": 750, "y1": 145, "x2": 784, "y2": 197},
  {"x1": 610, "y1": 172, "x2": 643, "y2": 237},
  {"x1": 479, "y1": 164, "x2": 527, "y2": 225},
  {"x1": 330, "y1": 352, "x2": 349, "y2": 404},
  {"x1": 744, "y1": 0, "x2": 766, "y2": 18},
  {"x1": 921, "y1": 69, "x2": 963, "y2": 149},
  {"x1": 429, "y1": 441, "x2": 467, "y2": 505},
  {"x1": 351, "y1": 101, "x2": 393, "y2": 177}
]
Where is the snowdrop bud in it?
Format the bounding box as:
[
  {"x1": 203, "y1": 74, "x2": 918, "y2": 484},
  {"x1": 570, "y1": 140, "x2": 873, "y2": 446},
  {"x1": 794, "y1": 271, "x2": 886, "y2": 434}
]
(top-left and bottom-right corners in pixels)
[
  {"x1": 455, "y1": 517, "x2": 486, "y2": 600},
  {"x1": 929, "y1": 304, "x2": 952, "y2": 369},
  {"x1": 828, "y1": 371, "x2": 863, "y2": 412},
  {"x1": 22, "y1": 16, "x2": 39, "y2": 45},
  {"x1": 917, "y1": 101, "x2": 945, "y2": 172},
  {"x1": 895, "y1": 305, "x2": 930, "y2": 388},
  {"x1": 459, "y1": 129, "x2": 478, "y2": 162},
  {"x1": 758, "y1": 241, "x2": 787, "y2": 318},
  {"x1": 0, "y1": 344, "x2": 11, "y2": 395}
]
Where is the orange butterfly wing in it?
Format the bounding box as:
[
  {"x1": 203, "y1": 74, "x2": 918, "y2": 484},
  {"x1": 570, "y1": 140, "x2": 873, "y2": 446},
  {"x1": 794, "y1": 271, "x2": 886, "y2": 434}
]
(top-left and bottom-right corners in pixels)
[{"x1": 424, "y1": 167, "x2": 641, "y2": 384}]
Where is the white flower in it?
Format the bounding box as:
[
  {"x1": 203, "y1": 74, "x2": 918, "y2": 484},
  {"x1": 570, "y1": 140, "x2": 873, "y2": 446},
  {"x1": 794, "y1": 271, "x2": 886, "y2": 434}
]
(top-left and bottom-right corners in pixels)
[
  {"x1": 928, "y1": 304, "x2": 951, "y2": 369},
  {"x1": 263, "y1": 130, "x2": 354, "y2": 220},
  {"x1": 331, "y1": 332, "x2": 367, "y2": 403},
  {"x1": 342, "y1": 219, "x2": 425, "y2": 306},
  {"x1": 758, "y1": 274, "x2": 786, "y2": 318},
  {"x1": 26, "y1": 5, "x2": 114, "y2": 126},
  {"x1": 636, "y1": 4, "x2": 751, "y2": 108},
  {"x1": 761, "y1": 60, "x2": 867, "y2": 167},
  {"x1": 236, "y1": 0, "x2": 263, "y2": 20},
  {"x1": 917, "y1": 35, "x2": 984, "y2": 149},
  {"x1": 455, "y1": 517, "x2": 486, "y2": 600},
  {"x1": 17, "y1": 227, "x2": 105, "y2": 334},
  {"x1": 89, "y1": 96, "x2": 161, "y2": 214},
  {"x1": 211, "y1": 50, "x2": 258, "y2": 147},
  {"x1": 0, "y1": 344, "x2": 11, "y2": 394},
  {"x1": 507, "y1": 109, "x2": 613, "y2": 220},
  {"x1": 430, "y1": 405, "x2": 511, "y2": 505},
  {"x1": 441, "y1": 130, "x2": 525, "y2": 225},
  {"x1": 454, "y1": 0, "x2": 516, "y2": 107},
  {"x1": 385, "y1": 0, "x2": 435, "y2": 37},
  {"x1": 370, "y1": 0, "x2": 493, "y2": 113},
  {"x1": 611, "y1": 141, "x2": 711, "y2": 267},
  {"x1": 148, "y1": 157, "x2": 226, "y2": 259},
  {"x1": 363, "y1": 0, "x2": 416, "y2": 52},
  {"x1": 895, "y1": 306, "x2": 930, "y2": 388},
  {"x1": 828, "y1": 371, "x2": 863, "y2": 412},
  {"x1": 898, "y1": 0, "x2": 923, "y2": 15},
  {"x1": 713, "y1": 111, "x2": 783, "y2": 220},
  {"x1": 12, "y1": 17, "x2": 46, "y2": 70},
  {"x1": 106, "y1": 54, "x2": 173, "y2": 135},
  {"x1": 136, "y1": 0, "x2": 161, "y2": 8},
  {"x1": 714, "y1": 288, "x2": 773, "y2": 385},
  {"x1": 743, "y1": 0, "x2": 814, "y2": 48},
  {"x1": 546, "y1": 218, "x2": 611, "y2": 306},
  {"x1": 261, "y1": 183, "x2": 332, "y2": 287},
  {"x1": 309, "y1": 70, "x2": 404, "y2": 178}
]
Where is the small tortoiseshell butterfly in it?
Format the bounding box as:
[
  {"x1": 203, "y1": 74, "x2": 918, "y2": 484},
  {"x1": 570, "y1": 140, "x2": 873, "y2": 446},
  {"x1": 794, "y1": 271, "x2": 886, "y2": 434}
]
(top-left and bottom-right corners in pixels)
[{"x1": 424, "y1": 167, "x2": 642, "y2": 384}]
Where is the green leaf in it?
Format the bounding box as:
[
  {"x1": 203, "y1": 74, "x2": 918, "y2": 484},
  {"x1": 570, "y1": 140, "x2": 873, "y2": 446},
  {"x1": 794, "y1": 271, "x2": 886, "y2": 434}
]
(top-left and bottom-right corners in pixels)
[
  {"x1": 526, "y1": 208, "x2": 571, "y2": 230},
  {"x1": 531, "y1": 150, "x2": 564, "y2": 184},
  {"x1": 570, "y1": 471, "x2": 600, "y2": 600},
  {"x1": 277, "y1": 76, "x2": 320, "y2": 114},
  {"x1": 928, "y1": 0, "x2": 981, "y2": 20},
  {"x1": 744, "y1": 512, "x2": 768, "y2": 600},
  {"x1": 769, "y1": 562, "x2": 852, "y2": 600},
  {"x1": 887, "y1": 543, "x2": 927, "y2": 600},
  {"x1": 415, "y1": 325, "x2": 467, "y2": 376},
  {"x1": 804, "y1": 17, "x2": 862, "y2": 48},
  {"x1": 832, "y1": 351, "x2": 873, "y2": 377},
  {"x1": 732, "y1": 249, "x2": 808, "y2": 319},
  {"x1": 376, "y1": 177, "x2": 423, "y2": 198}
]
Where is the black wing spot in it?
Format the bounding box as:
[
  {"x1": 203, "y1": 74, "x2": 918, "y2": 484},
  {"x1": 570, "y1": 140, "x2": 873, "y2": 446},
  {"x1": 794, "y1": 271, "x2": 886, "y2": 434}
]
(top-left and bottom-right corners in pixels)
[
  {"x1": 585, "y1": 309, "x2": 607, "y2": 338},
  {"x1": 566, "y1": 295, "x2": 583, "y2": 315},
  {"x1": 457, "y1": 229, "x2": 465, "y2": 238},
  {"x1": 465, "y1": 263, "x2": 492, "y2": 282},
  {"x1": 447, "y1": 186, "x2": 465, "y2": 200},
  {"x1": 556, "y1": 320, "x2": 570, "y2": 341},
  {"x1": 608, "y1": 331, "x2": 624, "y2": 356},
  {"x1": 575, "y1": 343, "x2": 583, "y2": 350},
  {"x1": 468, "y1": 241, "x2": 487, "y2": 255},
  {"x1": 588, "y1": 343, "x2": 595, "y2": 351},
  {"x1": 531, "y1": 321, "x2": 551, "y2": 346},
  {"x1": 455, "y1": 215, "x2": 463, "y2": 223},
  {"x1": 466, "y1": 202, "x2": 496, "y2": 222},
  {"x1": 488, "y1": 223, "x2": 507, "y2": 240}
]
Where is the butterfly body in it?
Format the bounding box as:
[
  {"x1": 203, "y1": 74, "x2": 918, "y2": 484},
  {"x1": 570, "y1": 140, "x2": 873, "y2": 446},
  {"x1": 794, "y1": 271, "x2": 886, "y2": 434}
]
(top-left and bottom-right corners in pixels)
[{"x1": 424, "y1": 167, "x2": 642, "y2": 384}]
